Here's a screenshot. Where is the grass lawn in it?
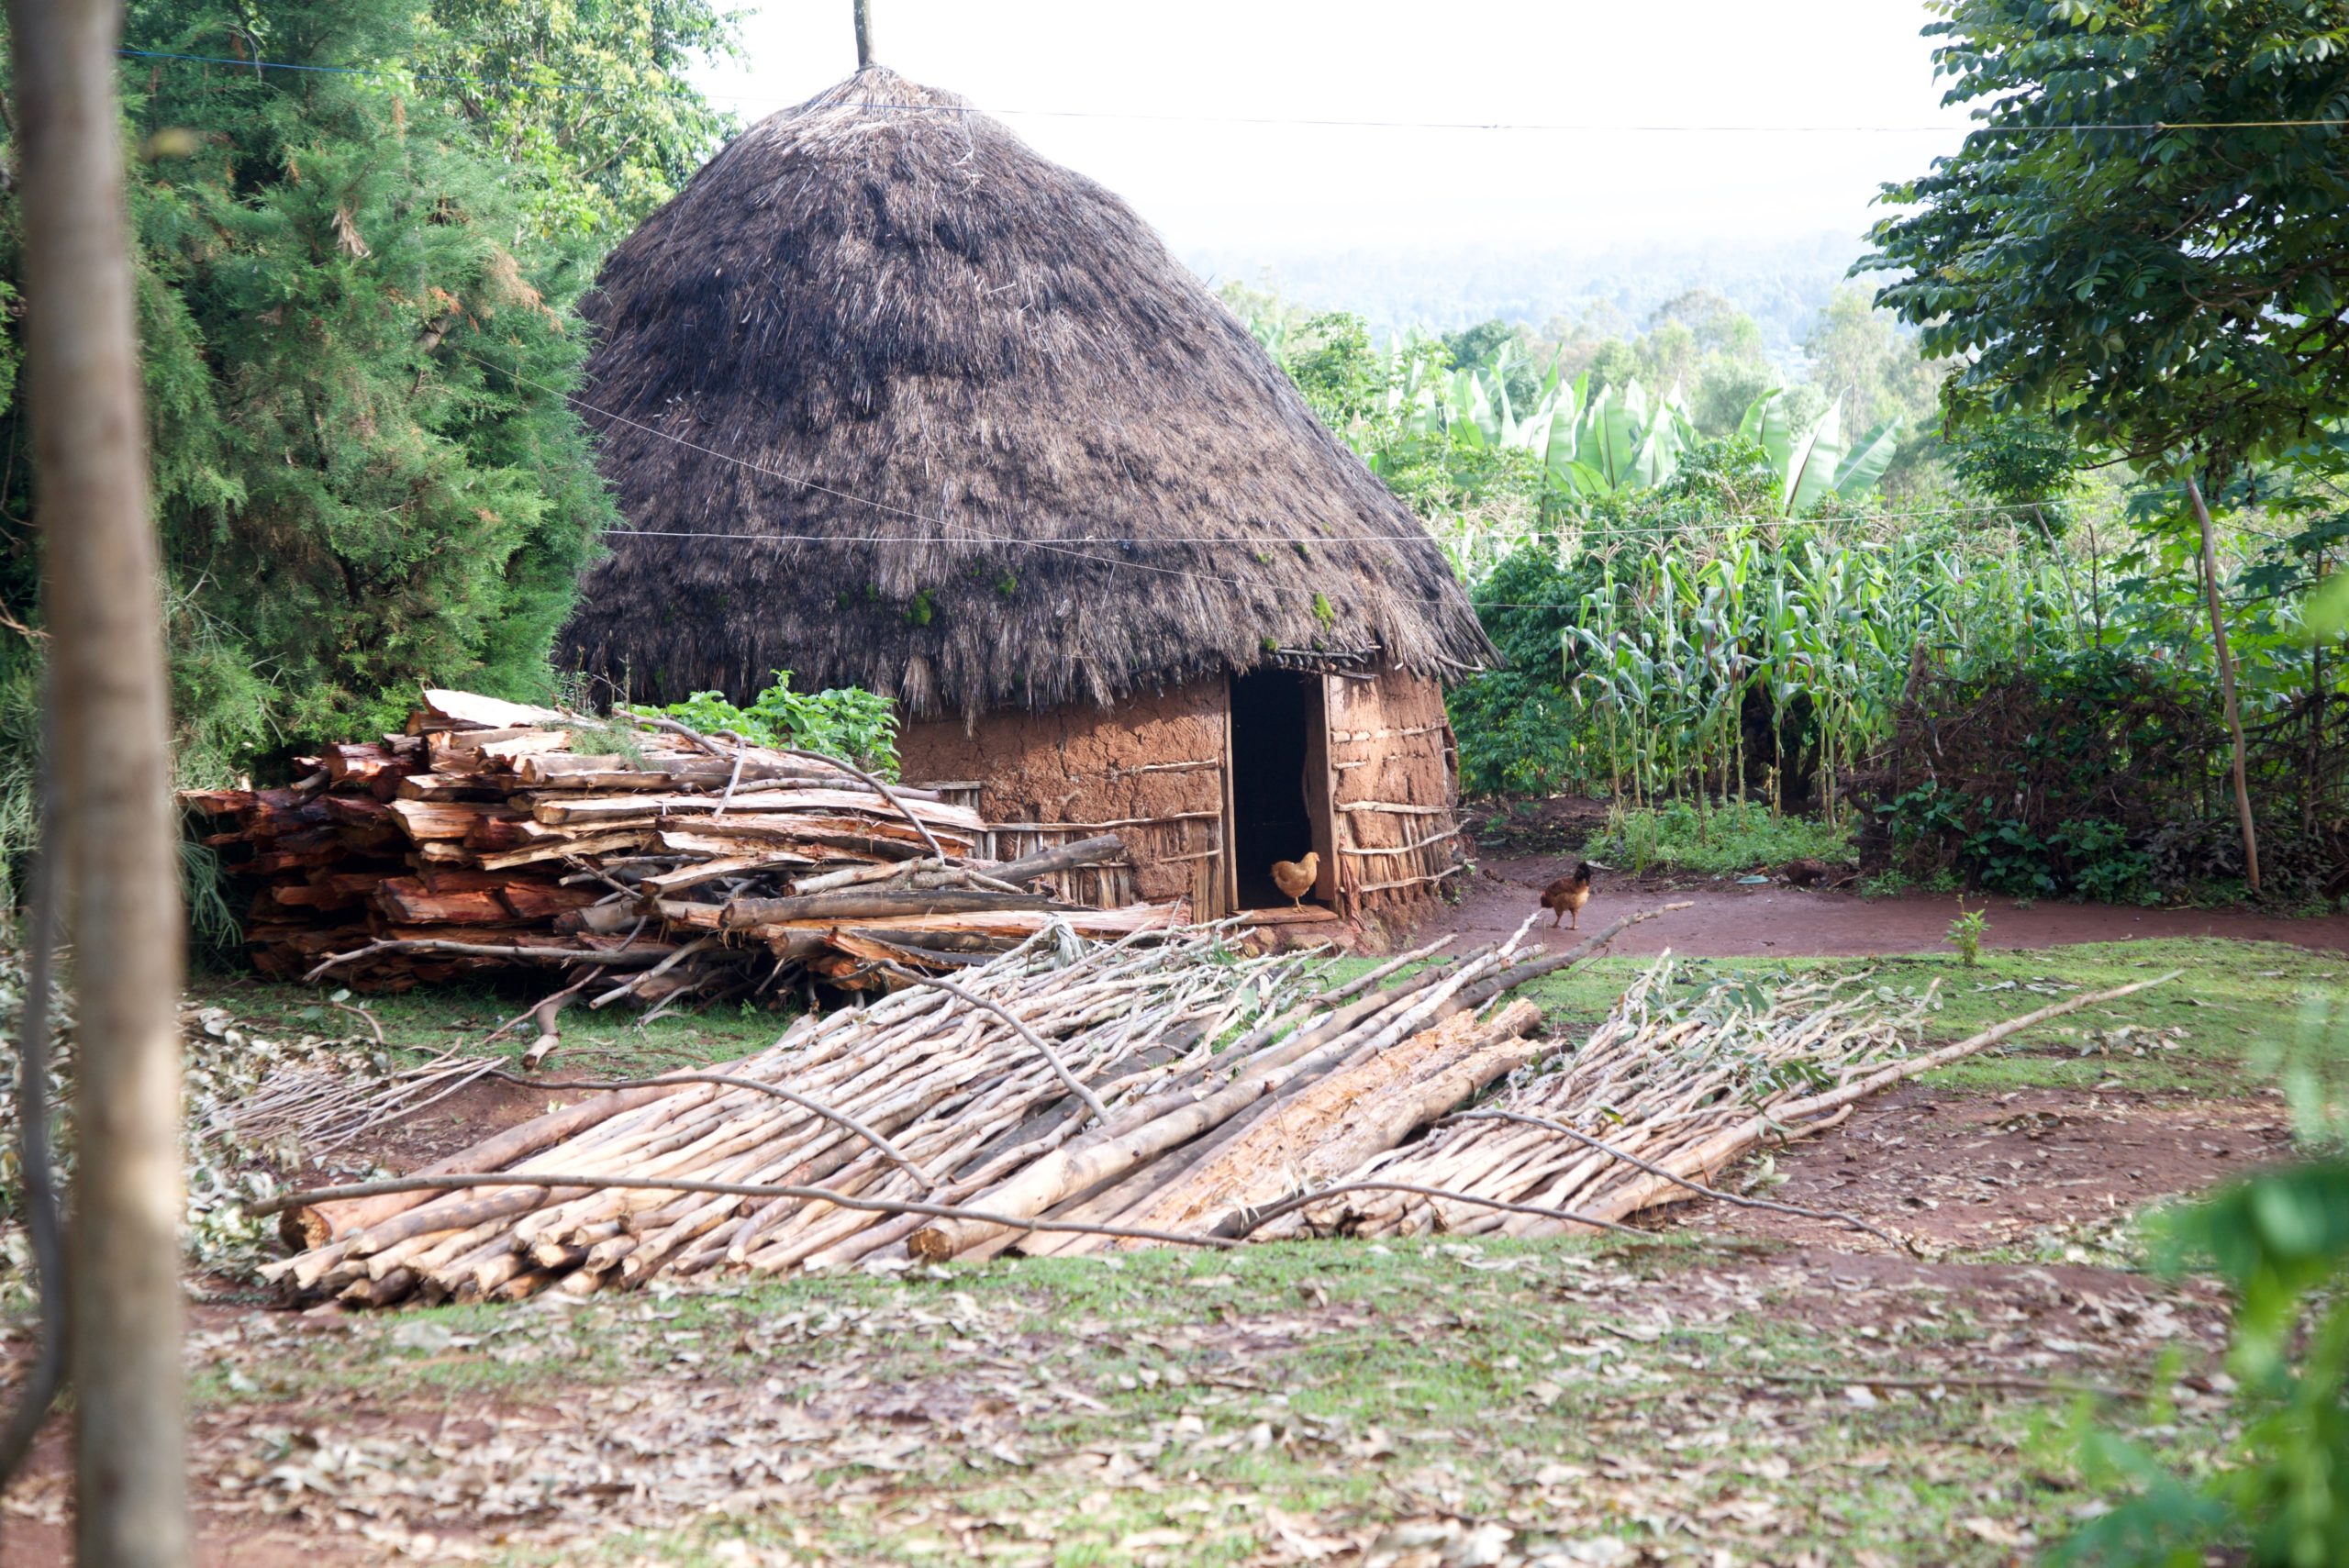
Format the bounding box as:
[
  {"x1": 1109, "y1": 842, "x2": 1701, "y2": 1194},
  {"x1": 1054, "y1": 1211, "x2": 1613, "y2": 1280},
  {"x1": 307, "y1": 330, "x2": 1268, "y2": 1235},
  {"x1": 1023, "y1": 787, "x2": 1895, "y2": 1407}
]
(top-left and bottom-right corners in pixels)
[{"x1": 1580, "y1": 799, "x2": 1856, "y2": 879}]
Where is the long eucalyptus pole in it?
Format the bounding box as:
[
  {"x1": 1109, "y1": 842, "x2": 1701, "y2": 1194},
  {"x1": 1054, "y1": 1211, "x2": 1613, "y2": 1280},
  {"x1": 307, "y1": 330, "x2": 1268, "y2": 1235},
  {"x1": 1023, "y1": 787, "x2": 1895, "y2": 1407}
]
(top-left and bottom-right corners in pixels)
[
  {"x1": 2186, "y1": 473, "x2": 2261, "y2": 892},
  {"x1": 6, "y1": 1, "x2": 192, "y2": 1563},
  {"x1": 853, "y1": 0, "x2": 875, "y2": 68}
]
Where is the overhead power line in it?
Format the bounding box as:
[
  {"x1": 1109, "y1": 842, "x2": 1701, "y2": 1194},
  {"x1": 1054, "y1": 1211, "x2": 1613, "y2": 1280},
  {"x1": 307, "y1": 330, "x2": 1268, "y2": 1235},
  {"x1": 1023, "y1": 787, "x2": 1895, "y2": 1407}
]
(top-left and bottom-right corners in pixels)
[
  {"x1": 458, "y1": 350, "x2": 2099, "y2": 620},
  {"x1": 117, "y1": 48, "x2": 2349, "y2": 134}
]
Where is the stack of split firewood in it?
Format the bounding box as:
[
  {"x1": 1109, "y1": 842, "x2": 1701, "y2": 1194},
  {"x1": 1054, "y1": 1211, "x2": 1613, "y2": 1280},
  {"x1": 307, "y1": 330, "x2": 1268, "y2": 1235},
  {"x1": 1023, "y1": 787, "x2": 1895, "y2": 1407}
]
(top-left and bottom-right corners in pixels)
[{"x1": 186, "y1": 689, "x2": 1173, "y2": 1010}]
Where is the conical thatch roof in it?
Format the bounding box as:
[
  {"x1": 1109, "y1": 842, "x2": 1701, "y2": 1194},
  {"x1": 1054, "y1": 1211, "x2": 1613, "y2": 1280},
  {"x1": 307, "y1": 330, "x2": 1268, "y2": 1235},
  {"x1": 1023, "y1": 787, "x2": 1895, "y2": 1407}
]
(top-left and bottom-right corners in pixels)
[{"x1": 563, "y1": 67, "x2": 1493, "y2": 719}]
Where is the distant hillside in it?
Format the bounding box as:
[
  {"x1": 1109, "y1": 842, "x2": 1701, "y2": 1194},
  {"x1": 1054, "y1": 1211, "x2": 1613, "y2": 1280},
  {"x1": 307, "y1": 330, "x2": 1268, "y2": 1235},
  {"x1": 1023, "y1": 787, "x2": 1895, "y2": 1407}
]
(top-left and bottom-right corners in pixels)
[{"x1": 1183, "y1": 231, "x2": 1870, "y2": 369}]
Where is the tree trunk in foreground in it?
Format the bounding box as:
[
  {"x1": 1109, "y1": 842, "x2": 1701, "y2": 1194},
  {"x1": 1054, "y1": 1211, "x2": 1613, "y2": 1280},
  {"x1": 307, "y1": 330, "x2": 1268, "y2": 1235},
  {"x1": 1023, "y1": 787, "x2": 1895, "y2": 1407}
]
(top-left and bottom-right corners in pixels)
[
  {"x1": 8, "y1": 1, "x2": 193, "y2": 1563},
  {"x1": 2186, "y1": 474, "x2": 2262, "y2": 893}
]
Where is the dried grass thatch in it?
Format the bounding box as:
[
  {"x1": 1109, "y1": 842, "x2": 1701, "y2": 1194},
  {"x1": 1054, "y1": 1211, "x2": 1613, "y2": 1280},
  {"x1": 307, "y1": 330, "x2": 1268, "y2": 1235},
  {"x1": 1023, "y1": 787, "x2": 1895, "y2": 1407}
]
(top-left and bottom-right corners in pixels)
[{"x1": 564, "y1": 67, "x2": 1492, "y2": 720}]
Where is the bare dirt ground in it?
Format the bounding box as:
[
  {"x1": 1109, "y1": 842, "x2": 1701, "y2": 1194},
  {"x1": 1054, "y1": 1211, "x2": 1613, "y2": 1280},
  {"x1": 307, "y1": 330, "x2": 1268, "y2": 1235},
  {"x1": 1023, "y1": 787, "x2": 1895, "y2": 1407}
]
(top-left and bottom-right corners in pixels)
[
  {"x1": 1685, "y1": 1082, "x2": 2298, "y2": 1252},
  {"x1": 1453, "y1": 855, "x2": 2349, "y2": 958}
]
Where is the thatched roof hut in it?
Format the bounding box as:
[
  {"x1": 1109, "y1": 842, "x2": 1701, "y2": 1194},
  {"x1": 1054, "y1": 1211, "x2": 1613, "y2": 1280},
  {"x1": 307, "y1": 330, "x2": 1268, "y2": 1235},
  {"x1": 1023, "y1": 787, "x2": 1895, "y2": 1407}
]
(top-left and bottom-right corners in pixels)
[{"x1": 565, "y1": 66, "x2": 1492, "y2": 920}]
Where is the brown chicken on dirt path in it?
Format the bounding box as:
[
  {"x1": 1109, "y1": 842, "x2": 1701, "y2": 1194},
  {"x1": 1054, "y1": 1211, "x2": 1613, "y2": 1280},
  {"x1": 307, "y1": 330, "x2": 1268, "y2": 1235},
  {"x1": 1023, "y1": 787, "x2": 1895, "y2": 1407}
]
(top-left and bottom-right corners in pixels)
[
  {"x1": 1270, "y1": 851, "x2": 1319, "y2": 907},
  {"x1": 1541, "y1": 862, "x2": 1595, "y2": 929}
]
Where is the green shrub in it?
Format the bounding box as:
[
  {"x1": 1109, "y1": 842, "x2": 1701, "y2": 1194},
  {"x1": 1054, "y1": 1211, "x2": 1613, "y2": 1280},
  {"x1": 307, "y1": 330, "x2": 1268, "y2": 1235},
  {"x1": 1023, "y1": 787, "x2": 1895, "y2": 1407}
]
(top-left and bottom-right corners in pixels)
[
  {"x1": 650, "y1": 671, "x2": 899, "y2": 779},
  {"x1": 2054, "y1": 1161, "x2": 2349, "y2": 1568},
  {"x1": 1945, "y1": 905, "x2": 1987, "y2": 966},
  {"x1": 1586, "y1": 798, "x2": 1853, "y2": 877},
  {"x1": 1880, "y1": 784, "x2": 2163, "y2": 906}
]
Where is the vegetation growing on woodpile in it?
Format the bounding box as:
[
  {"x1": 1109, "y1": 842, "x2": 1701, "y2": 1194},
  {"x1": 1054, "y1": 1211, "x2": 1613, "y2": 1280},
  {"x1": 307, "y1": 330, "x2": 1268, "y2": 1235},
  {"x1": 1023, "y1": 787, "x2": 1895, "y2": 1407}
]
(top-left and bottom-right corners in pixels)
[{"x1": 652, "y1": 671, "x2": 902, "y2": 780}]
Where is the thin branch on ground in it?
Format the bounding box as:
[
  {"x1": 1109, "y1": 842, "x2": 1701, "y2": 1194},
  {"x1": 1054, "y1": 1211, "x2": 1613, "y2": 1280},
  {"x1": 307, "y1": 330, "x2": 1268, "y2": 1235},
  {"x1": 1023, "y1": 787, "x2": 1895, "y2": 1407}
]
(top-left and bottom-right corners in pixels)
[
  {"x1": 1224, "y1": 1179, "x2": 1653, "y2": 1240},
  {"x1": 254, "y1": 1172, "x2": 1235, "y2": 1251},
  {"x1": 1714, "y1": 1368, "x2": 2143, "y2": 1400},
  {"x1": 328, "y1": 997, "x2": 384, "y2": 1050}
]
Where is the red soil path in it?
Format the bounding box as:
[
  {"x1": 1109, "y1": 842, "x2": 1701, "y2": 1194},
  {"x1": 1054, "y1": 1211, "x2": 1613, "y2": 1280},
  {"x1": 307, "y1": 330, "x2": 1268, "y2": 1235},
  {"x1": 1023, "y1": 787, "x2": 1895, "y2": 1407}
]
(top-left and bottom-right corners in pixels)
[{"x1": 1443, "y1": 856, "x2": 2349, "y2": 958}]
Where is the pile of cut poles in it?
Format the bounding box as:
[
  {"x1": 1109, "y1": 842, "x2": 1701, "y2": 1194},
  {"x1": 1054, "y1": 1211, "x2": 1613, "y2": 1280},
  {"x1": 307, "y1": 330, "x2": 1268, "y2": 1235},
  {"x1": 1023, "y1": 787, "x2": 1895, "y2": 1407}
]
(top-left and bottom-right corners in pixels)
[
  {"x1": 263, "y1": 909, "x2": 1647, "y2": 1306},
  {"x1": 258, "y1": 914, "x2": 2178, "y2": 1306},
  {"x1": 184, "y1": 687, "x2": 1172, "y2": 1018},
  {"x1": 1252, "y1": 955, "x2": 2181, "y2": 1243}
]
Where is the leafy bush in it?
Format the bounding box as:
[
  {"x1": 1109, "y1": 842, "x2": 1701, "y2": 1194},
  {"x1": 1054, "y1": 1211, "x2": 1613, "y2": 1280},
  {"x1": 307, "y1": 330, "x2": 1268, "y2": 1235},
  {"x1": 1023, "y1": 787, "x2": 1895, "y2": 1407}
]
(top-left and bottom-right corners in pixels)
[
  {"x1": 651, "y1": 671, "x2": 899, "y2": 779},
  {"x1": 1447, "y1": 544, "x2": 1595, "y2": 796},
  {"x1": 1879, "y1": 787, "x2": 2163, "y2": 905},
  {"x1": 1586, "y1": 798, "x2": 1853, "y2": 878},
  {"x1": 2050, "y1": 820, "x2": 2157, "y2": 906},
  {"x1": 2056, "y1": 994, "x2": 2349, "y2": 1568},
  {"x1": 2054, "y1": 1160, "x2": 2349, "y2": 1568},
  {"x1": 1876, "y1": 646, "x2": 2266, "y2": 903}
]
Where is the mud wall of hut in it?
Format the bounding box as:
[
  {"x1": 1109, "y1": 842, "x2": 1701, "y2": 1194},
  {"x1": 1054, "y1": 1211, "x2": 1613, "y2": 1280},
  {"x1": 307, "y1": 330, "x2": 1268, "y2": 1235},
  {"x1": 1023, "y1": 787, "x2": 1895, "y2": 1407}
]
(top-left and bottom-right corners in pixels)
[
  {"x1": 900, "y1": 679, "x2": 1232, "y2": 916},
  {"x1": 1325, "y1": 669, "x2": 1464, "y2": 915}
]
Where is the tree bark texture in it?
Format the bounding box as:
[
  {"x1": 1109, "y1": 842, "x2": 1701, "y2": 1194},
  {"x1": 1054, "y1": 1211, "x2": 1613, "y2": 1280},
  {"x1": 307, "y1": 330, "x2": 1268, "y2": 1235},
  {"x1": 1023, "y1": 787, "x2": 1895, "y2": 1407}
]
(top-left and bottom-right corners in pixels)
[{"x1": 8, "y1": 0, "x2": 192, "y2": 1562}]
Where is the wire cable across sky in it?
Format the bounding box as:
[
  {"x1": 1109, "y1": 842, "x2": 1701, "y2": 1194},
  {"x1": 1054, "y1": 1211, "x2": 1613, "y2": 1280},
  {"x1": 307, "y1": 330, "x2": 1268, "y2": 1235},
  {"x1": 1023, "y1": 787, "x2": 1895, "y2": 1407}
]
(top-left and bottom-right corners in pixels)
[{"x1": 116, "y1": 48, "x2": 2349, "y2": 134}]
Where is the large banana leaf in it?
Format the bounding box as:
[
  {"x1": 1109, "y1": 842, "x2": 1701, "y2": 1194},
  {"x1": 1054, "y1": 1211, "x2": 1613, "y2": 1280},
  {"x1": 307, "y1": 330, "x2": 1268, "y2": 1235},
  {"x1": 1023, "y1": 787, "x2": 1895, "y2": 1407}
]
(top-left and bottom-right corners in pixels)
[
  {"x1": 1631, "y1": 406, "x2": 1687, "y2": 490},
  {"x1": 1781, "y1": 398, "x2": 1845, "y2": 517},
  {"x1": 1831, "y1": 417, "x2": 1902, "y2": 501},
  {"x1": 1577, "y1": 385, "x2": 1639, "y2": 487},
  {"x1": 1742, "y1": 387, "x2": 1803, "y2": 480}
]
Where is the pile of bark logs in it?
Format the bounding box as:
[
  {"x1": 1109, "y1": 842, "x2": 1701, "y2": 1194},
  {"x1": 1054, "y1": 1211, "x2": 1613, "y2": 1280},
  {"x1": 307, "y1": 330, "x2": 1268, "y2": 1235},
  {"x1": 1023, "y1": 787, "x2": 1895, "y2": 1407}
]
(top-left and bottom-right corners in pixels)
[{"x1": 186, "y1": 688, "x2": 1175, "y2": 1011}]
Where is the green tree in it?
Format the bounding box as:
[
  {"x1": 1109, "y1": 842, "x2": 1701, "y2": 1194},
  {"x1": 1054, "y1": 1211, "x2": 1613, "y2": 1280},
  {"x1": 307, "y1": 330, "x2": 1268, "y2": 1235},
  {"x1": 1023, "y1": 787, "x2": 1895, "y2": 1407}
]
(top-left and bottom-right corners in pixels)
[
  {"x1": 1949, "y1": 412, "x2": 2081, "y2": 536},
  {"x1": 0, "y1": 0, "x2": 621, "y2": 758},
  {"x1": 1863, "y1": 0, "x2": 2349, "y2": 475},
  {"x1": 1534, "y1": 299, "x2": 1635, "y2": 388},
  {"x1": 415, "y1": 0, "x2": 740, "y2": 240},
  {"x1": 1442, "y1": 318, "x2": 1537, "y2": 406},
  {"x1": 1801, "y1": 285, "x2": 1943, "y2": 438},
  {"x1": 1638, "y1": 289, "x2": 1775, "y2": 438}
]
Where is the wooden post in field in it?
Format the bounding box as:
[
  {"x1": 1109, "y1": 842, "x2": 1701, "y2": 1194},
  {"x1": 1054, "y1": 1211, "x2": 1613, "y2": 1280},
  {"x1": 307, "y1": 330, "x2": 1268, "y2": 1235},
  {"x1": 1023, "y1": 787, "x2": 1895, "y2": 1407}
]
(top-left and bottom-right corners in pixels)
[
  {"x1": 7, "y1": 1, "x2": 193, "y2": 1564},
  {"x1": 2186, "y1": 473, "x2": 2261, "y2": 893},
  {"x1": 854, "y1": 0, "x2": 876, "y2": 68}
]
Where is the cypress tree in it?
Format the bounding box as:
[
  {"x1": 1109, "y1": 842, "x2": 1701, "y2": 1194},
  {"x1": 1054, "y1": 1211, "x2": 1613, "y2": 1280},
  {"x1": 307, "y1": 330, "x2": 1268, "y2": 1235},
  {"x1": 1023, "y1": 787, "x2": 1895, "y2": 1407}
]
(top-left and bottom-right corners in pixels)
[{"x1": 0, "y1": 0, "x2": 621, "y2": 766}]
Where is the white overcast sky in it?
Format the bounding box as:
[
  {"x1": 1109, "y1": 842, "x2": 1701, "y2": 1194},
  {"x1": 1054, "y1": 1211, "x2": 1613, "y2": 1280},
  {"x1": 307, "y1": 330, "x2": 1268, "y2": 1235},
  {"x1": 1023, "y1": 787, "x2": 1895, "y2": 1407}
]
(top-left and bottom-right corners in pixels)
[{"x1": 692, "y1": 1, "x2": 1974, "y2": 255}]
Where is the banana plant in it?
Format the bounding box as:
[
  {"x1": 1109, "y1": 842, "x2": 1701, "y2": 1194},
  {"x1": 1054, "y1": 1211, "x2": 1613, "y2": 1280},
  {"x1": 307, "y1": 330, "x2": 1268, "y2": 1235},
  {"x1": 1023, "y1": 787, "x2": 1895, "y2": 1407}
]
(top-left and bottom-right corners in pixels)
[{"x1": 1739, "y1": 390, "x2": 1902, "y2": 517}]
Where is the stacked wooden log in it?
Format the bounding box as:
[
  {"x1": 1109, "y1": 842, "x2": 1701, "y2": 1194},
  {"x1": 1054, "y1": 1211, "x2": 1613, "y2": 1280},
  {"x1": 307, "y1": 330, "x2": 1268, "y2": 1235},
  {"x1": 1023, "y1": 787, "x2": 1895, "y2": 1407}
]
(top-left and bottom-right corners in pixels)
[
  {"x1": 1254, "y1": 956, "x2": 1931, "y2": 1240},
  {"x1": 187, "y1": 688, "x2": 1175, "y2": 1007},
  {"x1": 261, "y1": 917, "x2": 2181, "y2": 1305},
  {"x1": 264, "y1": 914, "x2": 1611, "y2": 1305}
]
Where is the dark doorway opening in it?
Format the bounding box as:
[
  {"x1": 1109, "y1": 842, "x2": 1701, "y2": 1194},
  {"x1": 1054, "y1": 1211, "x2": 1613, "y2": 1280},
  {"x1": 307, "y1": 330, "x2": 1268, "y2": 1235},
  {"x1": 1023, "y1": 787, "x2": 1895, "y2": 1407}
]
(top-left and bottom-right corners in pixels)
[{"x1": 1230, "y1": 670, "x2": 1328, "y2": 908}]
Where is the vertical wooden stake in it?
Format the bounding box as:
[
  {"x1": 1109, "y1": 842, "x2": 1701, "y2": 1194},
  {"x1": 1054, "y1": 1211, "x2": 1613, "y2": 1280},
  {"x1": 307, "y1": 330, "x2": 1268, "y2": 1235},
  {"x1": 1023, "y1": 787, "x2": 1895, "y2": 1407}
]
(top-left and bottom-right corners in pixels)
[
  {"x1": 1218, "y1": 686, "x2": 1239, "y2": 918},
  {"x1": 8, "y1": 1, "x2": 192, "y2": 1563},
  {"x1": 2187, "y1": 473, "x2": 2261, "y2": 893},
  {"x1": 853, "y1": 0, "x2": 875, "y2": 69}
]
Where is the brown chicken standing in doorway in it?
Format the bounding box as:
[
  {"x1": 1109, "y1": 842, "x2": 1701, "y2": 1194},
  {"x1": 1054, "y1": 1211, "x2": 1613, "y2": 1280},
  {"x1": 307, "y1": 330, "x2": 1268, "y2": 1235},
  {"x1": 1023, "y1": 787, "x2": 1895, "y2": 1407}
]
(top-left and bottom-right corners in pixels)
[
  {"x1": 1270, "y1": 851, "x2": 1319, "y2": 908},
  {"x1": 1541, "y1": 862, "x2": 1595, "y2": 929}
]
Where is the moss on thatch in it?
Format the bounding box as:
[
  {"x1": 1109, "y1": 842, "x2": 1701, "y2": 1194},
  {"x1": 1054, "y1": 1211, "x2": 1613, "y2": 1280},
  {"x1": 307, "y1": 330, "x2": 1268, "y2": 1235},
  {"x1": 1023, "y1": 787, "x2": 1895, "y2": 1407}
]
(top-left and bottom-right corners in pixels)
[{"x1": 564, "y1": 67, "x2": 1493, "y2": 719}]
